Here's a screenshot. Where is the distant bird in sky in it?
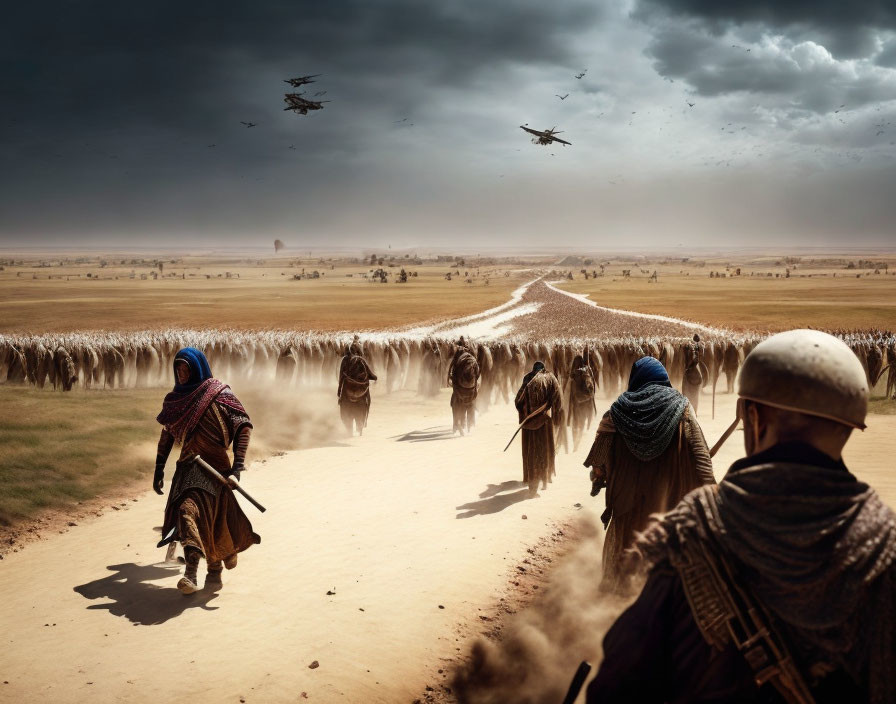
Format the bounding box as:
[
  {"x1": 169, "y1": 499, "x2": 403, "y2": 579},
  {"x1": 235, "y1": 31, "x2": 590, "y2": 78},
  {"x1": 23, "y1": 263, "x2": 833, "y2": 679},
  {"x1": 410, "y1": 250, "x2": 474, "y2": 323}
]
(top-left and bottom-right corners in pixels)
[
  {"x1": 207, "y1": 144, "x2": 216, "y2": 148},
  {"x1": 240, "y1": 121, "x2": 257, "y2": 128},
  {"x1": 288, "y1": 145, "x2": 296, "y2": 150},
  {"x1": 556, "y1": 93, "x2": 569, "y2": 100},
  {"x1": 575, "y1": 70, "x2": 587, "y2": 79},
  {"x1": 687, "y1": 101, "x2": 695, "y2": 107}
]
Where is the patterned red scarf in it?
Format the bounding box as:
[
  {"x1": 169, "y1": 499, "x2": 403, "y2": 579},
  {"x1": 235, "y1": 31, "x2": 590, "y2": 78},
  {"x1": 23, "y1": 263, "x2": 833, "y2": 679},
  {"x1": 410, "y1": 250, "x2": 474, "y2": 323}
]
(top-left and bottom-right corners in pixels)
[{"x1": 156, "y1": 378, "x2": 245, "y2": 441}]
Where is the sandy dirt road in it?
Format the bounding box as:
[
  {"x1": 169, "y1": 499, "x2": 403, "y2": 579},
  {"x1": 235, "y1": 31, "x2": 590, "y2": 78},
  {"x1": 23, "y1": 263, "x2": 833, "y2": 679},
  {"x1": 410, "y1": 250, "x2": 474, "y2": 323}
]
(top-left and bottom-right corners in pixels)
[
  {"x1": 2, "y1": 387, "x2": 893, "y2": 704},
  {"x1": 0, "y1": 388, "x2": 596, "y2": 703}
]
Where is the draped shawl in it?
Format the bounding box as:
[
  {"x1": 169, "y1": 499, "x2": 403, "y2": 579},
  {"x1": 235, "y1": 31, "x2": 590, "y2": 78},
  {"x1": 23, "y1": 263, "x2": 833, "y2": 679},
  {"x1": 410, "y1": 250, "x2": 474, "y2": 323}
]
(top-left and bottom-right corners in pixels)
[
  {"x1": 609, "y1": 385, "x2": 689, "y2": 462},
  {"x1": 157, "y1": 348, "x2": 247, "y2": 441},
  {"x1": 636, "y1": 443, "x2": 896, "y2": 703}
]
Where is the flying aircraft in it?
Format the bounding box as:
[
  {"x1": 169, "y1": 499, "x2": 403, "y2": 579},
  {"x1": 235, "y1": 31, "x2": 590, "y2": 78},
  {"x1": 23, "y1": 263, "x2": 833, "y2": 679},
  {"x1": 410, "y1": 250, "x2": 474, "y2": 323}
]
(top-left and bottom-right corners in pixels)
[
  {"x1": 284, "y1": 75, "x2": 321, "y2": 87},
  {"x1": 283, "y1": 93, "x2": 329, "y2": 115},
  {"x1": 519, "y1": 125, "x2": 571, "y2": 146}
]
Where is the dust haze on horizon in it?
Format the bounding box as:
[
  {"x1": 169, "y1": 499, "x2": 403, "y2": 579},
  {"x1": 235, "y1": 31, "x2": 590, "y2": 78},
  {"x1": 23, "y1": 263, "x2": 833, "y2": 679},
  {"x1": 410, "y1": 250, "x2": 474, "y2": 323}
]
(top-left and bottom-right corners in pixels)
[{"x1": 3, "y1": 0, "x2": 896, "y2": 249}]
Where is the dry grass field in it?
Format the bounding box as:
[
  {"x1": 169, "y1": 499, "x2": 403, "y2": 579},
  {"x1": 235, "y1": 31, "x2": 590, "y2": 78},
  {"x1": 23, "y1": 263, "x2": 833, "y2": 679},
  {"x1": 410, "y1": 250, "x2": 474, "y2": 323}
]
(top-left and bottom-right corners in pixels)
[
  {"x1": 557, "y1": 254, "x2": 896, "y2": 331},
  {"x1": 0, "y1": 387, "x2": 159, "y2": 526},
  {"x1": 0, "y1": 253, "x2": 528, "y2": 333}
]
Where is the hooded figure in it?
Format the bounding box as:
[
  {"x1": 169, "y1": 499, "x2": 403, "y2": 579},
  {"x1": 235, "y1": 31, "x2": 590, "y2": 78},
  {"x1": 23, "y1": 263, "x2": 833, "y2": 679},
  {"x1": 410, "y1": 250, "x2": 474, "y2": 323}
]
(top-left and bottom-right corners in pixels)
[
  {"x1": 338, "y1": 341, "x2": 377, "y2": 436},
  {"x1": 682, "y1": 333, "x2": 708, "y2": 413},
  {"x1": 565, "y1": 352, "x2": 597, "y2": 451},
  {"x1": 448, "y1": 340, "x2": 481, "y2": 435},
  {"x1": 154, "y1": 347, "x2": 259, "y2": 594},
  {"x1": 583, "y1": 356, "x2": 714, "y2": 590},
  {"x1": 515, "y1": 361, "x2": 563, "y2": 497}
]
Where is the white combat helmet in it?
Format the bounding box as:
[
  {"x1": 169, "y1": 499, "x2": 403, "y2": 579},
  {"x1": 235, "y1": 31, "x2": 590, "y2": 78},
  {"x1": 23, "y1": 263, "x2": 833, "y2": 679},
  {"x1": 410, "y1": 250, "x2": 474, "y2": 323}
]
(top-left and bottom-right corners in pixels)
[{"x1": 738, "y1": 329, "x2": 869, "y2": 429}]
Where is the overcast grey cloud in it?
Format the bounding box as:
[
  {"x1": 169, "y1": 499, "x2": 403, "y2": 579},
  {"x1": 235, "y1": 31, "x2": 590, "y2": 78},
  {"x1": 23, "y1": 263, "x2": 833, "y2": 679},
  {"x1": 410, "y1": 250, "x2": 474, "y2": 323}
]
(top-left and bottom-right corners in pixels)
[{"x1": 1, "y1": 0, "x2": 895, "y2": 248}]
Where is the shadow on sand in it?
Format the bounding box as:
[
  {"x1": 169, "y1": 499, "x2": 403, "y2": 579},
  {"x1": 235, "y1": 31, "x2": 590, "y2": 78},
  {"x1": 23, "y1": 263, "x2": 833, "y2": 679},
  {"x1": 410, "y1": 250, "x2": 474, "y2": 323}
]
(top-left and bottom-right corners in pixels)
[
  {"x1": 456, "y1": 485, "x2": 533, "y2": 519},
  {"x1": 73, "y1": 562, "x2": 220, "y2": 625},
  {"x1": 390, "y1": 426, "x2": 459, "y2": 443}
]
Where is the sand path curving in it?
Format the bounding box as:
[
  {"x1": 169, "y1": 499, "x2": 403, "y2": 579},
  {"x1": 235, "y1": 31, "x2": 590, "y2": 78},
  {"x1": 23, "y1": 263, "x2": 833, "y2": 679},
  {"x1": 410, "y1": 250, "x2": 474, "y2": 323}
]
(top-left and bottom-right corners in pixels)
[{"x1": 0, "y1": 390, "x2": 596, "y2": 703}]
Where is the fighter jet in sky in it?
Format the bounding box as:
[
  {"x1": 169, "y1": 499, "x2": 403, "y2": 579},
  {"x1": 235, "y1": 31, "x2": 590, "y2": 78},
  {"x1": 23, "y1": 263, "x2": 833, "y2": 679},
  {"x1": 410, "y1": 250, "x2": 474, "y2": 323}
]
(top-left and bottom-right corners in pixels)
[
  {"x1": 520, "y1": 125, "x2": 571, "y2": 146},
  {"x1": 284, "y1": 75, "x2": 321, "y2": 87},
  {"x1": 283, "y1": 93, "x2": 329, "y2": 115}
]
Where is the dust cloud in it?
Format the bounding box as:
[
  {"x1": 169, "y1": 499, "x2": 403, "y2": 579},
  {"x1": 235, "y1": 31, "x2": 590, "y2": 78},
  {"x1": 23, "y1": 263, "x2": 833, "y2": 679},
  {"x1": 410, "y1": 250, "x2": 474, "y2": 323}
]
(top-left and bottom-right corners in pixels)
[
  {"x1": 238, "y1": 384, "x2": 346, "y2": 461},
  {"x1": 453, "y1": 514, "x2": 633, "y2": 704}
]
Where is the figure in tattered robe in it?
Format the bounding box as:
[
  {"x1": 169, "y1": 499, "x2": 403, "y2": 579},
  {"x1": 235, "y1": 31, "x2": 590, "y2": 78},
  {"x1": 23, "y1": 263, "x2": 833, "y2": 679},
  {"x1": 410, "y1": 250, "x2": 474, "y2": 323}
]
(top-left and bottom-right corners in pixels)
[
  {"x1": 154, "y1": 347, "x2": 259, "y2": 595},
  {"x1": 514, "y1": 361, "x2": 563, "y2": 497},
  {"x1": 338, "y1": 342, "x2": 377, "y2": 436},
  {"x1": 681, "y1": 333, "x2": 708, "y2": 414},
  {"x1": 565, "y1": 352, "x2": 597, "y2": 451},
  {"x1": 448, "y1": 339, "x2": 480, "y2": 435},
  {"x1": 584, "y1": 356, "x2": 714, "y2": 591}
]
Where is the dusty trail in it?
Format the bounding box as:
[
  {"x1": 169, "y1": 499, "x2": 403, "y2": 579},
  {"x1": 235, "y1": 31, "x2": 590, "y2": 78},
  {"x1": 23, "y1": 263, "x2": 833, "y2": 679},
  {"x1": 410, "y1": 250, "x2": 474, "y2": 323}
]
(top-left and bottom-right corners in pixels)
[
  {"x1": 406, "y1": 277, "x2": 710, "y2": 341},
  {"x1": 0, "y1": 390, "x2": 597, "y2": 703},
  {"x1": 3, "y1": 280, "x2": 894, "y2": 704}
]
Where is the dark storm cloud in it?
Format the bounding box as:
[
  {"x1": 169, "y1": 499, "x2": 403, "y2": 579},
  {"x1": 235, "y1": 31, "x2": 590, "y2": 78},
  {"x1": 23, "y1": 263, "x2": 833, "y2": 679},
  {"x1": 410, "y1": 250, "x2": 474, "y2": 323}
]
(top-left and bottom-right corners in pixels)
[
  {"x1": 635, "y1": 1, "x2": 896, "y2": 35},
  {"x1": 634, "y1": 0, "x2": 896, "y2": 114},
  {"x1": 0, "y1": 0, "x2": 600, "y2": 240},
  {"x1": 645, "y1": 23, "x2": 896, "y2": 112},
  {"x1": 879, "y1": 38, "x2": 896, "y2": 68},
  {"x1": 1, "y1": 1, "x2": 597, "y2": 141}
]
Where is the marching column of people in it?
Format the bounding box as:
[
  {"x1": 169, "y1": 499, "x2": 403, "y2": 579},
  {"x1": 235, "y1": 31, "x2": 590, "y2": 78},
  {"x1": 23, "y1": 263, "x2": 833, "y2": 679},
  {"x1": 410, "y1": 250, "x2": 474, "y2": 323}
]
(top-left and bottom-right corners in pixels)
[{"x1": 149, "y1": 330, "x2": 896, "y2": 704}]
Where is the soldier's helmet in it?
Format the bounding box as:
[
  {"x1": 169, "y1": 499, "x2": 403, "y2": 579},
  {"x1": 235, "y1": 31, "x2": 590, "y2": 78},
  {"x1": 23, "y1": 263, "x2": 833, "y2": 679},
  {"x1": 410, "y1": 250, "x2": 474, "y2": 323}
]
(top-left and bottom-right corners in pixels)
[{"x1": 738, "y1": 329, "x2": 869, "y2": 429}]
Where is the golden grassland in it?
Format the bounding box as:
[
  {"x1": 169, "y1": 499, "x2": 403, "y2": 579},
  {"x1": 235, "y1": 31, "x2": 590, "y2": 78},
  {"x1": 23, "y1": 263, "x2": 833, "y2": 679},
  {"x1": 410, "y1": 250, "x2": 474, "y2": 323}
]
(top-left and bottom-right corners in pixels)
[
  {"x1": 0, "y1": 383, "x2": 341, "y2": 527},
  {"x1": 558, "y1": 257, "x2": 896, "y2": 332},
  {"x1": 0, "y1": 387, "x2": 160, "y2": 526},
  {"x1": 0, "y1": 255, "x2": 528, "y2": 333}
]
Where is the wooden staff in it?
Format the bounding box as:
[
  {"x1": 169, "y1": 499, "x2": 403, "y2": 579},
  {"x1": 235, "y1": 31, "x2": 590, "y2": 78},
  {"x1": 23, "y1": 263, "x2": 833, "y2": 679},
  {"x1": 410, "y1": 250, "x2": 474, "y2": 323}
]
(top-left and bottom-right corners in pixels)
[
  {"x1": 193, "y1": 455, "x2": 267, "y2": 513},
  {"x1": 709, "y1": 406, "x2": 742, "y2": 458},
  {"x1": 503, "y1": 401, "x2": 549, "y2": 452}
]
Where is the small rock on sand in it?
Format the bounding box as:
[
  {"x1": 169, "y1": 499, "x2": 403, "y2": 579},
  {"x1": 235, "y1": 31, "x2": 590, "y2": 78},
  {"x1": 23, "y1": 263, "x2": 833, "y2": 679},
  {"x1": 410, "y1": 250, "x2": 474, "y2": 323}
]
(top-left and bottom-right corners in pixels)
[
  {"x1": 308, "y1": 661, "x2": 319, "y2": 670},
  {"x1": 521, "y1": 514, "x2": 528, "y2": 520}
]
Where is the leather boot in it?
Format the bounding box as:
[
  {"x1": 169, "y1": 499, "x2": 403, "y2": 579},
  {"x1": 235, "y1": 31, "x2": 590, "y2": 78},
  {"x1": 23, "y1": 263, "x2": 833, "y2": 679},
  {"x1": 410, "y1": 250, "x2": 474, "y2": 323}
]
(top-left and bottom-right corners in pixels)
[
  {"x1": 206, "y1": 560, "x2": 223, "y2": 589},
  {"x1": 177, "y1": 548, "x2": 201, "y2": 594}
]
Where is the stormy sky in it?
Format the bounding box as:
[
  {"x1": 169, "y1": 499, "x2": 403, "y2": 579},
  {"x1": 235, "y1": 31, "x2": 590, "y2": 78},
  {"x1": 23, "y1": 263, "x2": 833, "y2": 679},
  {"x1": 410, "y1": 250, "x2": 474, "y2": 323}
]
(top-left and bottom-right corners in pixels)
[{"x1": 2, "y1": 0, "x2": 896, "y2": 250}]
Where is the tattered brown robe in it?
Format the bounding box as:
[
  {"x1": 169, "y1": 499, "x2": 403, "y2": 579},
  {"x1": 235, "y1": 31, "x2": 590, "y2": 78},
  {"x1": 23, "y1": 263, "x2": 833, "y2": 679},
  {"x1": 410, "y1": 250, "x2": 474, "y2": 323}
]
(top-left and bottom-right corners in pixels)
[
  {"x1": 160, "y1": 403, "x2": 260, "y2": 564},
  {"x1": 515, "y1": 369, "x2": 563, "y2": 493},
  {"x1": 338, "y1": 350, "x2": 377, "y2": 434},
  {"x1": 584, "y1": 407, "x2": 714, "y2": 589}
]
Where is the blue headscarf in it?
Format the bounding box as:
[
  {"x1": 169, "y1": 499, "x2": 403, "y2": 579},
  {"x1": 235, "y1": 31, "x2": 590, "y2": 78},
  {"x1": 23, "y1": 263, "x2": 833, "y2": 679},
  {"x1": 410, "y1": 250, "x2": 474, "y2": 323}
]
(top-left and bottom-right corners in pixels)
[
  {"x1": 610, "y1": 356, "x2": 688, "y2": 461},
  {"x1": 172, "y1": 347, "x2": 213, "y2": 393},
  {"x1": 627, "y1": 356, "x2": 672, "y2": 392}
]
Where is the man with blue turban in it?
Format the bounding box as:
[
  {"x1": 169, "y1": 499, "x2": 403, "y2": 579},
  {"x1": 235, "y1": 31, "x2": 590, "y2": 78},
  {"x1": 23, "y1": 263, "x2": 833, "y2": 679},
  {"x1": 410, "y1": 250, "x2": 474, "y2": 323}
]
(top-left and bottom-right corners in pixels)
[
  {"x1": 583, "y1": 356, "x2": 714, "y2": 590},
  {"x1": 155, "y1": 347, "x2": 260, "y2": 594}
]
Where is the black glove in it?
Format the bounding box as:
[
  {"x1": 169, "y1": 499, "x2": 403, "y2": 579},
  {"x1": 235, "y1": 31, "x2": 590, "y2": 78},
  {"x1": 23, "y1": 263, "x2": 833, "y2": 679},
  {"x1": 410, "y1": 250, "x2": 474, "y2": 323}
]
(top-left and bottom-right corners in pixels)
[
  {"x1": 153, "y1": 466, "x2": 165, "y2": 495},
  {"x1": 589, "y1": 468, "x2": 606, "y2": 498}
]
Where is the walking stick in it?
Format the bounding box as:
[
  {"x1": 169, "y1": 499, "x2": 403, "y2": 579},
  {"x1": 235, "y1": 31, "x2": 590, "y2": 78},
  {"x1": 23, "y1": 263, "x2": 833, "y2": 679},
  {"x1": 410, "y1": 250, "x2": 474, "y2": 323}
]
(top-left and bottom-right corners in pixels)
[
  {"x1": 561, "y1": 661, "x2": 592, "y2": 704},
  {"x1": 503, "y1": 401, "x2": 549, "y2": 452},
  {"x1": 709, "y1": 405, "x2": 741, "y2": 458},
  {"x1": 192, "y1": 455, "x2": 267, "y2": 513}
]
